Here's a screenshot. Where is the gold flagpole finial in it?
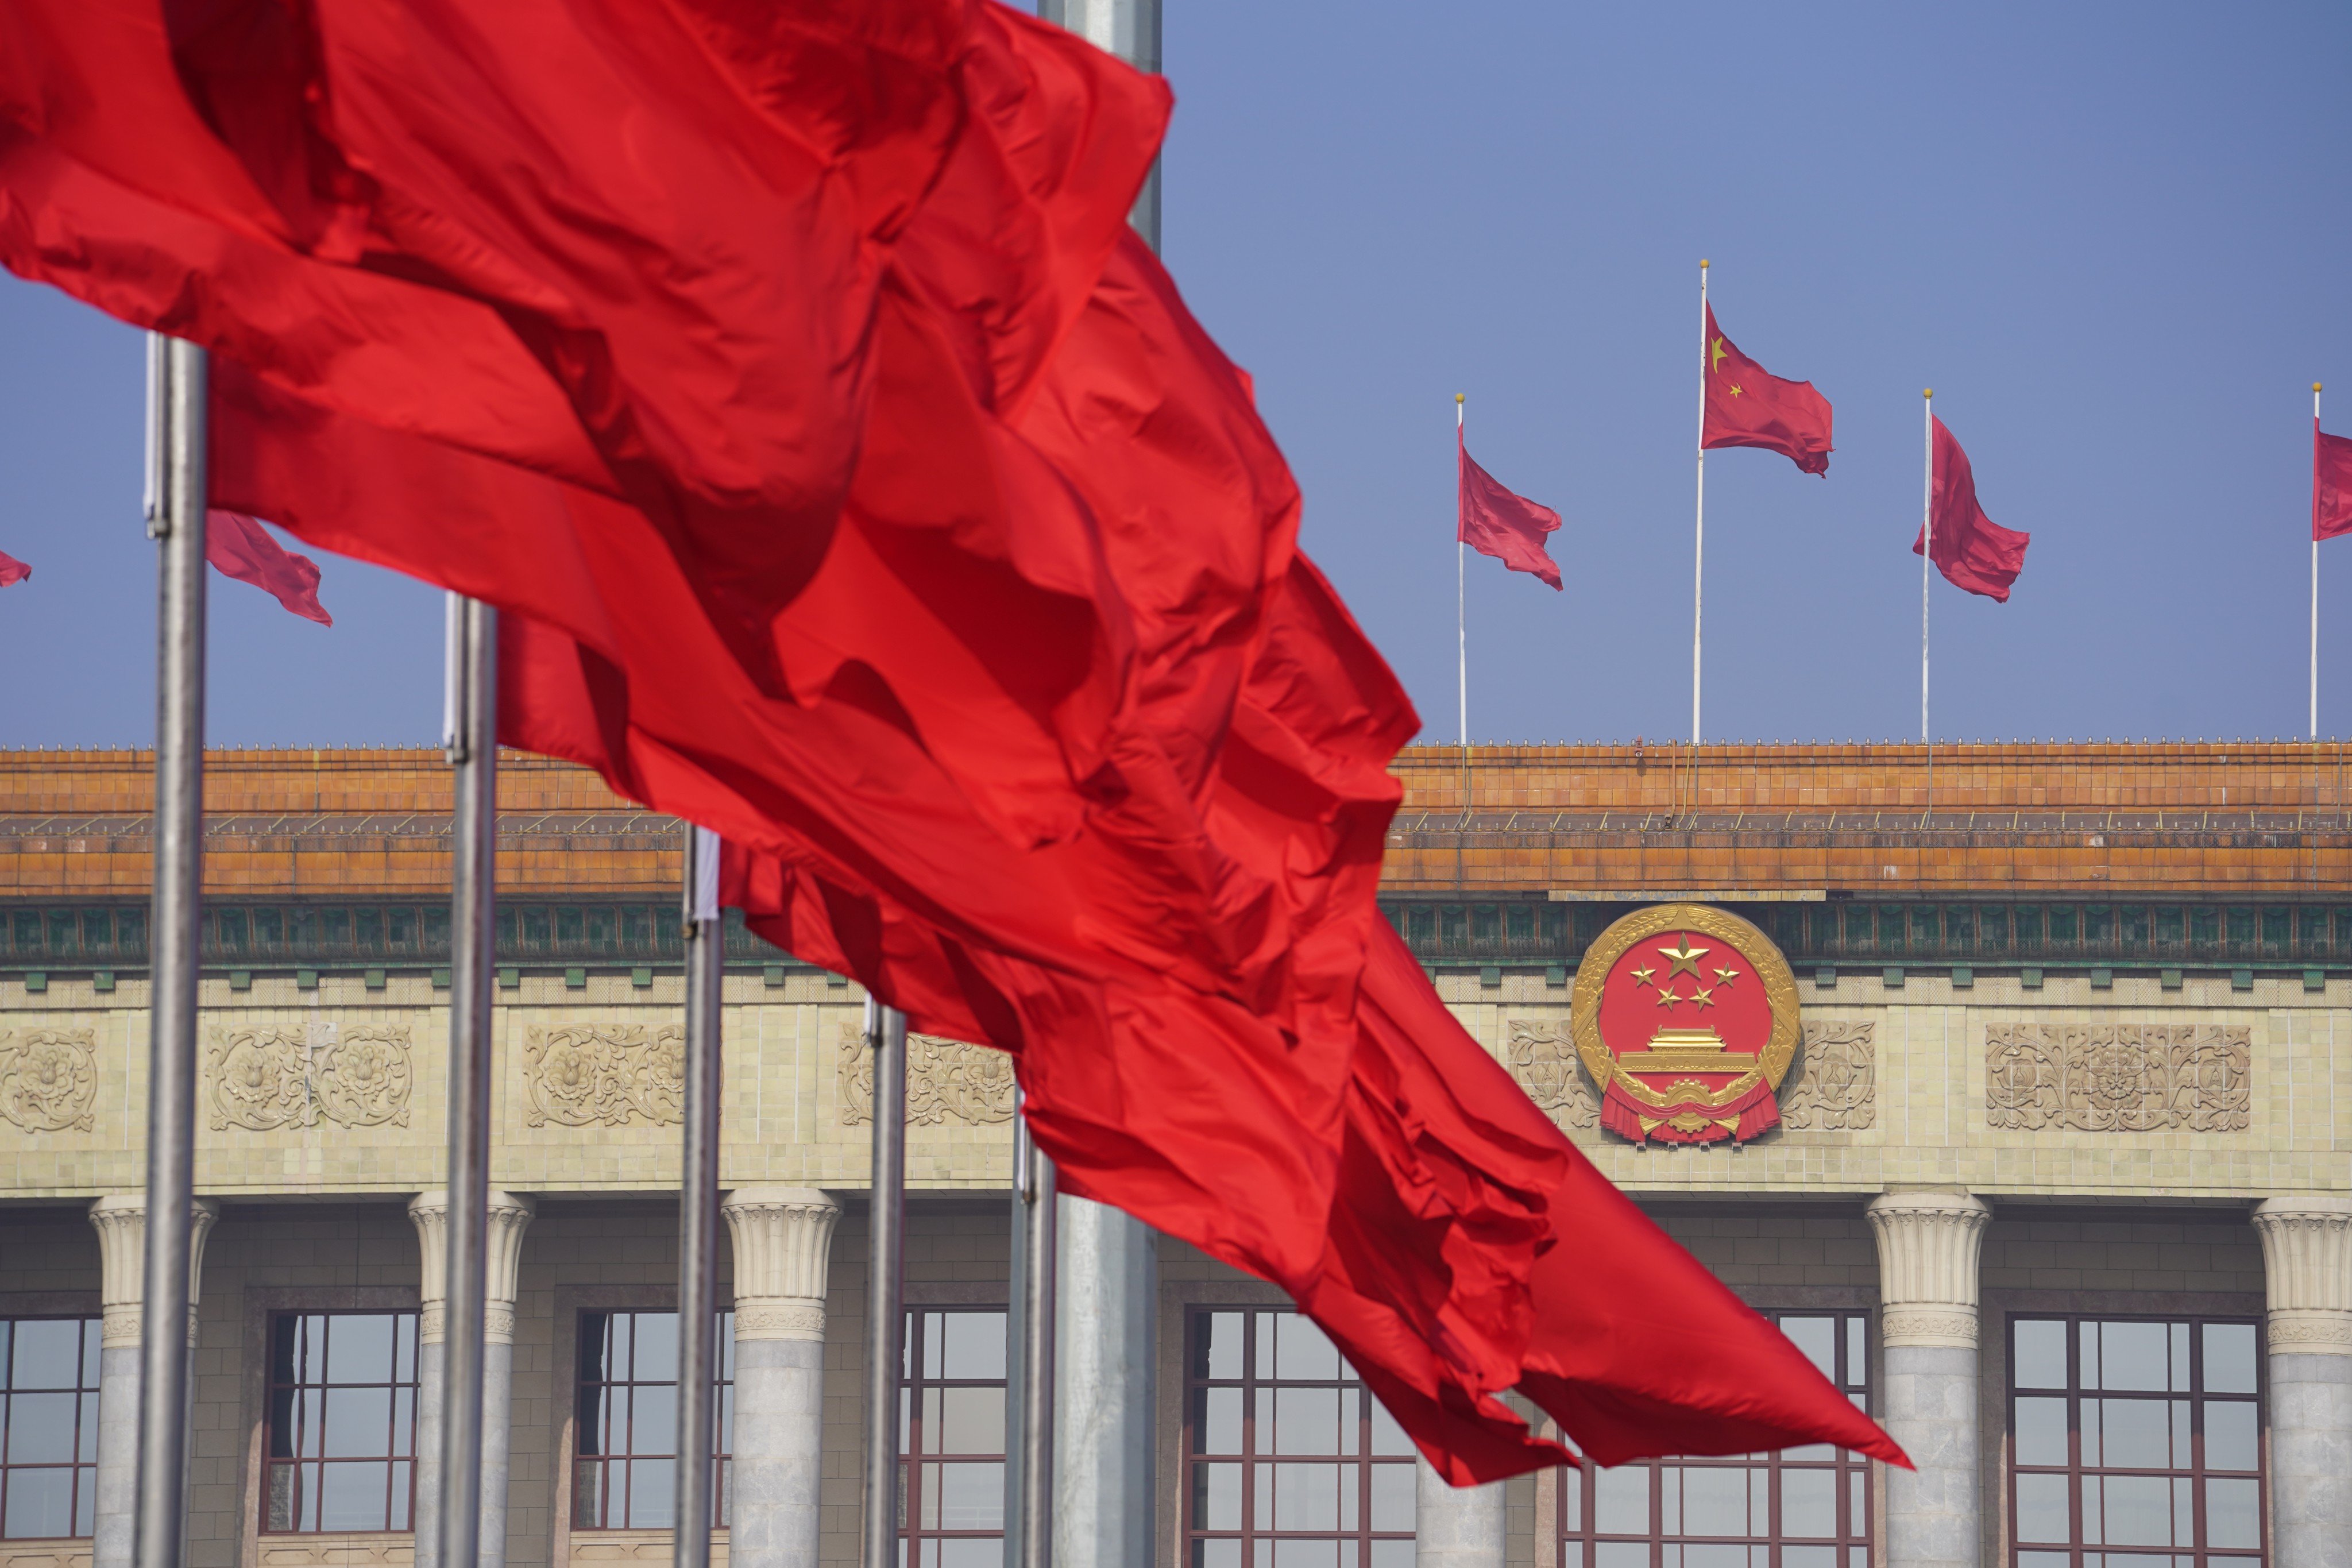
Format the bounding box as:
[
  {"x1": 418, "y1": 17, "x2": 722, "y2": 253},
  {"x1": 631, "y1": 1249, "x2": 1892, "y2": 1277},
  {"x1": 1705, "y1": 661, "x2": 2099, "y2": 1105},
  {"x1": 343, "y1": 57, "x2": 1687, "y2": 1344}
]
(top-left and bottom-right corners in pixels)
[
  {"x1": 2317, "y1": 383, "x2": 2326, "y2": 394},
  {"x1": 1455, "y1": 393, "x2": 1465, "y2": 405},
  {"x1": 1700, "y1": 258, "x2": 1709, "y2": 269},
  {"x1": 1924, "y1": 388, "x2": 1934, "y2": 400}
]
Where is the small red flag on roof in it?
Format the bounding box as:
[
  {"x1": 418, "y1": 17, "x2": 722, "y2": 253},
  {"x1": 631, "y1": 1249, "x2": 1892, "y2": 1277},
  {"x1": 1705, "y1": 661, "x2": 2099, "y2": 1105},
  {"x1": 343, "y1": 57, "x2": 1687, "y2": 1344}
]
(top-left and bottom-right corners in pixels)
[
  {"x1": 2315, "y1": 412, "x2": 2352, "y2": 542},
  {"x1": 1913, "y1": 416, "x2": 2029, "y2": 602},
  {"x1": 1458, "y1": 426, "x2": 1563, "y2": 590},
  {"x1": 1701, "y1": 304, "x2": 1833, "y2": 476}
]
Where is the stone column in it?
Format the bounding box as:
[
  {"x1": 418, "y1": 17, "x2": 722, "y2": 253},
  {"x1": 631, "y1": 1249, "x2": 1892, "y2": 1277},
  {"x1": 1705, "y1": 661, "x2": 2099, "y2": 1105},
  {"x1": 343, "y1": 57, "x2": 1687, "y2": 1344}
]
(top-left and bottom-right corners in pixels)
[
  {"x1": 1415, "y1": 1458, "x2": 1505, "y2": 1568},
  {"x1": 721, "y1": 1188, "x2": 840, "y2": 1568},
  {"x1": 2251, "y1": 1196, "x2": 2352, "y2": 1568},
  {"x1": 1866, "y1": 1191, "x2": 1990, "y2": 1568},
  {"x1": 408, "y1": 1190, "x2": 535, "y2": 1568},
  {"x1": 86, "y1": 1194, "x2": 219, "y2": 1568}
]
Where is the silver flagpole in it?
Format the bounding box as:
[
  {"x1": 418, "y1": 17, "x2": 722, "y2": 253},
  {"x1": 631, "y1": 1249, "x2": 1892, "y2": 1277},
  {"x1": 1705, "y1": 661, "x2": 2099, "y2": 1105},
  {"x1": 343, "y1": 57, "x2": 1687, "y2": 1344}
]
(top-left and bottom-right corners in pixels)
[
  {"x1": 1003, "y1": 1095, "x2": 1056, "y2": 1568},
  {"x1": 1693, "y1": 260, "x2": 1709, "y2": 746},
  {"x1": 1456, "y1": 394, "x2": 1467, "y2": 747},
  {"x1": 2315, "y1": 383, "x2": 2325, "y2": 741},
  {"x1": 860, "y1": 1000, "x2": 907, "y2": 1568},
  {"x1": 675, "y1": 827, "x2": 725, "y2": 1568},
  {"x1": 132, "y1": 333, "x2": 206, "y2": 1568},
  {"x1": 438, "y1": 594, "x2": 499, "y2": 1568},
  {"x1": 1922, "y1": 390, "x2": 1934, "y2": 820}
]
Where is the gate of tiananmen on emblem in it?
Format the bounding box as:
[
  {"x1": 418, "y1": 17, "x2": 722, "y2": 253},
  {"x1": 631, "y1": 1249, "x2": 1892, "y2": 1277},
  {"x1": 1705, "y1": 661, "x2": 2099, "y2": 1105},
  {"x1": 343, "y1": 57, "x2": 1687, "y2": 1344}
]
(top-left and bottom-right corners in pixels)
[{"x1": 1568, "y1": 903, "x2": 1801, "y2": 1145}]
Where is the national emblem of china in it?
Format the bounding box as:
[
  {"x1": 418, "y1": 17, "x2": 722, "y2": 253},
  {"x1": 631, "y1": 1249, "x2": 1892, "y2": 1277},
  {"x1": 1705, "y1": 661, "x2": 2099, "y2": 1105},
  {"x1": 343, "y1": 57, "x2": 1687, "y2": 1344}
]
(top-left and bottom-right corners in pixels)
[{"x1": 1568, "y1": 903, "x2": 1800, "y2": 1146}]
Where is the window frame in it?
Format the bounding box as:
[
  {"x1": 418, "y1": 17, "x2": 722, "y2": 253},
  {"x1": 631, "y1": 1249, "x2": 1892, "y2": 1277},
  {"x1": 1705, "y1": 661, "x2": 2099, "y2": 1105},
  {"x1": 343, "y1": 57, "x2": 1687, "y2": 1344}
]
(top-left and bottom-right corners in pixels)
[
  {"x1": 1550, "y1": 1309, "x2": 1876, "y2": 1568},
  {"x1": 0, "y1": 1315, "x2": 103, "y2": 1543},
  {"x1": 2005, "y1": 1311, "x2": 2267, "y2": 1568},
  {"x1": 1180, "y1": 1304, "x2": 1419, "y2": 1568},
  {"x1": 259, "y1": 1309, "x2": 422, "y2": 1536},
  {"x1": 897, "y1": 1306, "x2": 1010, "y2": 1566},
  {"x1": 570, "y1": 1308, "x2": 735, "y2": 1532}
]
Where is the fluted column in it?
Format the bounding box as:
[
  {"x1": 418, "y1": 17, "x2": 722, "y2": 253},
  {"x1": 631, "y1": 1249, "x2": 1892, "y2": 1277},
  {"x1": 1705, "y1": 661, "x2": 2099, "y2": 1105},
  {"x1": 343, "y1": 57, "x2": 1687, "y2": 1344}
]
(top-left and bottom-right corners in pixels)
[
  {"x1": 409, "y1": 1190, "x2": 535, "y2": 1568},
  {"x1": 723, "y1": 1188, "x2": 841, "y2": 1568},
  {"x1": 1866, "y1": 1191, "x2": 1989, "y2": 1568},
  {"x1": 2251, "y1": 1196, "x2": 2352, "y2": 1568},
  {"x1": 1415, "y1": 1458, "x2": 1504, "y2": 1568},
  {"x1": 86, "y1": 1194, "x2": 219, "y2": 1568}
]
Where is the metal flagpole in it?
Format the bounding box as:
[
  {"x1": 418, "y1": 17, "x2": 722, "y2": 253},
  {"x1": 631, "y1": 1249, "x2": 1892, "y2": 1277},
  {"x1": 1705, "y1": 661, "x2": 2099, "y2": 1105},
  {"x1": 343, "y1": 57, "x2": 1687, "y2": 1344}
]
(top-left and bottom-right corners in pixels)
[
  {"x1": 1004, "y1": 1094, "x2": 1056, "y2": 1568},
  {"x1": 1457, "y1": 393, "x2": 1468, "y2": 747},
  {"x1": 2315, "y1": 383, "x2": 2325, "y2": 741},
  {"x1": 1693, "y1": 260, "x2": 1709, "y2": 746},
  {"x1": 860, "y1": 999, "x2": 907, "y2": 1568},
  {"x1": 674, "y1": 826, "x2": 725, "y2": 1568},
  {"x1": 133, "y1": 332, "x2": 206, "y2": 1568},
  {"x1": 1922, "y1": 389, "x2": 1934, "y2": 819},
  {"x1": 438, "y1": 593, "x2": 498, "y2": 1568}
]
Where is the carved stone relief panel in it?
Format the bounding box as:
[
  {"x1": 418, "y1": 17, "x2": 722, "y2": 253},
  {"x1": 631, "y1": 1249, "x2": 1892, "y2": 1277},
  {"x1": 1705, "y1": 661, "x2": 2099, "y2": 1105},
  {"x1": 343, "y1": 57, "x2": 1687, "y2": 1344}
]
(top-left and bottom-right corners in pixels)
[
  {"x1": 1783, "y1": 1022, "x2": 1876, "y2": 1131},
  {"x1": 522, "y1": 1025, "x2": 684, "y2": 1127},
  {"x1": 1503, "y1": 1019, "x2": 1599, "y2": 1130},
  {"x1": 1984, "y1": 1024, "x2": 2250, "y2": 1133},
  {"x1": 836, "y1": 1025, "x2": 1017, "y2": 1127},
  {"x1": 0, "y1": 1028, "x2": 99, "y2": 1133},
  {"x1": 204, "y1": 1022, "x2": 414, "y2": 1131}
]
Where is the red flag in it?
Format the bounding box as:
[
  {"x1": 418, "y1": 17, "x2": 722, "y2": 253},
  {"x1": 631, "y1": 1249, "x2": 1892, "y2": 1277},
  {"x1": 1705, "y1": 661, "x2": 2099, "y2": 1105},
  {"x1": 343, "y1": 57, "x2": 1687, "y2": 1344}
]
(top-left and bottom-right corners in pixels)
[
  {"x1": 2, "y1": 0, "x2": 1899, "y2": 1482},
  {"x1": 2316, "y1": 419, "x2": 2352, "y2": 541},
  {"x1": 1458, "y1": 431, "x2": 1563, "y2": 589},
  {"x1": 1912, "y1": 415, "x2": 2029, "y2": 601},
  {"x1": 1701, "y1": 305, "x2": 1833, "y2": 475},
  {"x1": 206, "y1": 509, "x2": 330, "y2": 625},
  {"x1": 0, "y1": 549, "x2": 26, "y2": 587}
]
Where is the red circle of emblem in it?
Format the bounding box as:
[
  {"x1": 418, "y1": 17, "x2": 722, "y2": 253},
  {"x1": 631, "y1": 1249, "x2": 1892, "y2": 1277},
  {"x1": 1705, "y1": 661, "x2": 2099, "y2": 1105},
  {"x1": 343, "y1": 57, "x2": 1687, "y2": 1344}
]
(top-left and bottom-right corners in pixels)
[{"x1": 1568, "y1": 903, "x2": 1800, "y2": 1145}]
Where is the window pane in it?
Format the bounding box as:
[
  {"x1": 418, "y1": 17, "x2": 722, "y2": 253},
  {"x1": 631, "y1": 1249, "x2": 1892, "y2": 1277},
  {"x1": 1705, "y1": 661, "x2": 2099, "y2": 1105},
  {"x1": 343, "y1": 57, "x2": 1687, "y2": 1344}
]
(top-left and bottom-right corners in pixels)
[
  {"x1": 1779, "y1": 1319, "x2": 1836, "y2": 1382},
  {"x1": 2099, "y1": 1474, "x2": 2175, "y2": 1547},
  {"x1": 1780, "y1": 1469, "x2": 1836, "y2": 1538},
  {"x1": 1678, "y1": 1466, "x2": 1751, "y2": 1535},
  {"x1": 325, "y1": 1316, "x2": 396, "y2": 1385},
  {"x1": 628, "y1": 1457, "x2": 677, "y2": 1528},
  {"x1": 321, "y1": 1389, "x2": 392, "y2": 1459},
  {"x1": 1594, "y1": 1466, "x2": 1648, "y2": 1535},
  {"x1": 1194, "y1": 1463, "x2": 1242, "y2": 1530},
  {"x1": 2014, "y1": 1321, "x2": 2068, "y2": 1388},
  {"x1": 2014, "y1": 1473, "x2": 2069, "y2": 1543},
  {"x1": 3, "y1": 1467, "x2": 75, "y2": 1539},
  {"x1": 9, "y1": 1323, "x2": 80, "y2": 1391},
  {"x1": 2014, "y1": 1397, "x2": 2068, "y2": 1467},
  {"x1": 937, "y1": 1387, "x2": 1002, "y2": 1456},
  {"x1": 1366, "y1": 1467, "x2": 1413, "y2": 1532},
  {"x1": 2092, "y1": 1399, "x2": 2172, "y2": 1470},
  {"x1": 1270, "y1": 1464, "x2": 1339, "y2": 1532},
  {"x1": 7, "y1": 1393, "x2": 78, "y2": 1464},
  {"x1": 318, "y1": 1462, "x2": 391, "y2": 1532},
  {"x1": 1272, "y1": 1317, "x2": 1339, "y2": 1383},
  {"x1": 936, "y1": 1462, "x2": 1003, "y2": 1531},
  {"x1": 1200, "y1": 1315, "x2": 1243, "y2": 1381},
  {"x1": 2202, "y1": 1324, "x2": 2257, "y2": 1395},
  {"x1": 2098, "y1": 1323, "x2": 2172, "y2": 1393},
  {"x1": 1273, "y1": 1389, "x2": 1341, "y2": 1455},
  {"x1": 2204, "y1": 1401, "x2": 2258, "y2": 1472},
  {"x1": 2205, "y1": 1477, "x2": 2261, "y2": 1549},
  {"x1": 937, "y1": 1314, "x2": 1005, "y2": 1381},
  {"x1": 632, "y1": 1315, "x2": 679, "y2": 1383}
]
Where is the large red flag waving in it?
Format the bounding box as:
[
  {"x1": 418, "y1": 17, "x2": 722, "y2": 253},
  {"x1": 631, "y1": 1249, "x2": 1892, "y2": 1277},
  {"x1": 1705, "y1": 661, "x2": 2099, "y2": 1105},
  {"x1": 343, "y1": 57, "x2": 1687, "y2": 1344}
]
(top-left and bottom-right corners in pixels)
[
  {"x1": 1, "y1": 0, "x2": 1899, "y2": 1482},
  {"x1": 1458, "y1": 429, "x2": 1563, "y2": 589},
  {"x1": 2315, "y1": 416, "x2": 2352, "y2": 541},
  {"x1": 1701, "y1": 304, "x2": 1833, "y2": 475},
  {"x1": 1913, "y1": 415, "x2": 2030, "y2": 601}
]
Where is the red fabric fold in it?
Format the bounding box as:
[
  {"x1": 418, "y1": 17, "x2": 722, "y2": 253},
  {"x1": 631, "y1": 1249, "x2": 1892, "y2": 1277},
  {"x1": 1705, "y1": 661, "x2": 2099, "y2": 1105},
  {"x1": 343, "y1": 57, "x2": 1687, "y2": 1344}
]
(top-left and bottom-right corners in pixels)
[
  {"x1": 1912, "y1": 415, "x2": 2030, "y2": 602},
  {"x1": 206, "y1": 509, "x2": 330, "y2": 625},
  {"x1": 0, "y1": 549, "x2": 26, "y2": 588},
  {"x1": 2315, "y1": 419, "x2": 2352, "y2": 542},
  {"x1": 1700, "y1": 304, "x2": 1833, "y2": 475},
  {"x1": 1457, "y1": 431, "x2": 1562, "y2": 590}
]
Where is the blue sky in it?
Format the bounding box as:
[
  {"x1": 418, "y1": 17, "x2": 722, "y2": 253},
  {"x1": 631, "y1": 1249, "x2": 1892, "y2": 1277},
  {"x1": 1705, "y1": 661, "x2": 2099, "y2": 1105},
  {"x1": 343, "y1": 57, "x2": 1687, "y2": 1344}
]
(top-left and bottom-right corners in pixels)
[{"x1": 3, "y1": 1, "x2": 2347, "y2": 748}]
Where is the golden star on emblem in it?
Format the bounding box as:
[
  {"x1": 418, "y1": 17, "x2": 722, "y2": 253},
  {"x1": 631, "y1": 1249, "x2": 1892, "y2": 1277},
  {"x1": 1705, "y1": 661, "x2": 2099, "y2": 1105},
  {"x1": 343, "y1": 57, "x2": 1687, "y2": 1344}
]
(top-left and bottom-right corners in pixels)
[
  {"x1": 1689, "y1": 986, "x2": 1716, "y2": 1010},
  {"x1": 1629, "y1": 965, "x2": 1657, "y2": 988},
  {"x1": 1657, "y1": 936, "x2": 1709, "y2": 980},
  {"x1": 1713, "y1": 965, "x2": 1740, "y2": 987},
  {"x1": 1710, "y1": 335, "x2": 1728, "y2": 373},
  {"x1": 1654, "y1": 987, "x2": 1683, "y2": 1009}
]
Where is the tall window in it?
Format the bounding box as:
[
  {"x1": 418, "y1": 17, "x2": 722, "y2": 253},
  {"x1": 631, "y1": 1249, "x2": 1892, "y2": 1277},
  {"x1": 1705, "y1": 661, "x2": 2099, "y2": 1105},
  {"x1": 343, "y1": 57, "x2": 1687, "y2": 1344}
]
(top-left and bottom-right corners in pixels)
[
  {"x1": 2009, "y1": 1315, "x2": 2264, "y2": 1568},
  {"x1": 1554, "y1": 1311, "x2": 1874, "y2": 1568},
  {"x1": 574, "y1": 1311, "x2": 735, "y2": 1530},
  {"x1": 1, "y1": 1318, "x2": 101, "y2": 1540},
  {"x1": 264, "y1": 1312, "x2": 420, "y2": 1533},
  {"x1": 1183, "y1": 1306, "x2": 1418, "y2": 1568},
  {"x1": 898, "y1": 1308, "x2": 1007, "y2": 1568}
]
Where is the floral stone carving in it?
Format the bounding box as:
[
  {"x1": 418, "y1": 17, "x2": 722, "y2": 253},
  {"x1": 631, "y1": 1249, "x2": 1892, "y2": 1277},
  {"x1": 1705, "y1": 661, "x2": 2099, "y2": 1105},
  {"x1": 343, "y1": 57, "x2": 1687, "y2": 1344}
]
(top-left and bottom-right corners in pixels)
[
  {"x1": 0, "y1": 1029, "x2": 99, "y2": 1133},
  {"x1": 1782, "y1": 1022, "x2": 1876, "y2": 1131},
  {"x1": 204, "y1": 1022, "x2": 414, "y2": 1131},
  {"x1": 1503, "y1": 1019, "x2": 1601, "y2": 1130},
  {"x1": 522, "y1": 1025, "x2": 685, "y2": 1127},
  {"x1": 837, "y1": 1025, "x2": 1017, "y2": 1126},
  {"x1": 1984, "y1": 1024, "x2": 2250, "y2": 1133}
]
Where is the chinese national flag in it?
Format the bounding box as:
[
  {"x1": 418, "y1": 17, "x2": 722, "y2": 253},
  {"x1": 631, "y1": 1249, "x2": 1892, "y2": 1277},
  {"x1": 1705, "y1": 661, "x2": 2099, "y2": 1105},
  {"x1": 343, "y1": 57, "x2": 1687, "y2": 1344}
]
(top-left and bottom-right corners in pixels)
[
  {"x1": 1913, "y1": 416, "x2": 2029, "y2": 601},
  {"x1": 207, "y1": 511, "x2": 331, "y2": 625},
  {"x1": 2315, "y1": 420, "x2": 2352, "y2": 541},
  {"x1": 0, "y1": 549, "x2": 25, "y2": 587},
  {"x1": 1701, "y1": 305, "x2": 1833, "y2": 475},
  {"x1": 1458, "y1": 432, "x2": 1563, "y2": 589}
]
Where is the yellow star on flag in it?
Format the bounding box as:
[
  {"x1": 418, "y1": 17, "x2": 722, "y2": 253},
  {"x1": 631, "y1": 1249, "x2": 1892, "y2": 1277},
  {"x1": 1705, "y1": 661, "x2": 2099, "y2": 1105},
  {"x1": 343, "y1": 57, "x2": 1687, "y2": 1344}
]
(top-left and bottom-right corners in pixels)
[
  {"x1": 1657, "y1": 936, "x2": 1709, "y2": 980},
  {"x1": 1727, "y1": 383, "x2": 1744, "y2": 397},
  {"x1": 1710, "y1": 335, "x2": 1728, "y2": 374}
]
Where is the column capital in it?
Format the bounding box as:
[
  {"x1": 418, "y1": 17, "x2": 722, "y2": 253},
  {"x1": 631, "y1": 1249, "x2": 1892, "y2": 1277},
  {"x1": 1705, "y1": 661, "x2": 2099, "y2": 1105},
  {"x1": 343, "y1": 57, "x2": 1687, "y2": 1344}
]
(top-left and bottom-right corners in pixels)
[
  {"x1": 87, "y1": 1194, "x2": 220, "y2": 1348},
  {"x1": 1867, "y1": 1189, "x2": 1991, "y2": 1350},
  {"x1": 408, "y1": 1189, "x2": 536, "y2": 1345},
  {"x1": 2251, "y1": 1195, "x2": 2352, "y2": 1355},
  {"x1": 723, "y1": 1187, "x2": 840, "y2": 1342}
]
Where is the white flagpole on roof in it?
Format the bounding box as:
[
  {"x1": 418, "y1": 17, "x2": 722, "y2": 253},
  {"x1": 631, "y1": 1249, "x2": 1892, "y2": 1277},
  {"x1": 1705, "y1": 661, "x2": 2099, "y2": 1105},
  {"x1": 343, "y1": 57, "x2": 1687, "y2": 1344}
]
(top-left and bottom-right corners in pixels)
[{"x1": 1693, "y1": 260, "x2": 1708, "y2": 746}]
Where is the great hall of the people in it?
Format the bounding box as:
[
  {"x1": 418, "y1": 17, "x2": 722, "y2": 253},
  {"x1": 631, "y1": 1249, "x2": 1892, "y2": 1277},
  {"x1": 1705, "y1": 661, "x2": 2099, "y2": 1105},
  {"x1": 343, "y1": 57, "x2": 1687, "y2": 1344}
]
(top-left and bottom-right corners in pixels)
[{"x1": 1, "y1": 740, "x2": 2347, "y2": 1568}]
